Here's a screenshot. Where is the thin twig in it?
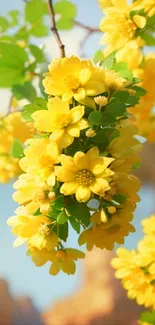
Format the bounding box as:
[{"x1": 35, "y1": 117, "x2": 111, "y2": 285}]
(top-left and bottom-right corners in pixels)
[
  {"x1": 47, "y1": 0, "x2": 65, "y2": 58},
  {"x1": 74, "y1": 20, "x2": 100, "y2": 33}
]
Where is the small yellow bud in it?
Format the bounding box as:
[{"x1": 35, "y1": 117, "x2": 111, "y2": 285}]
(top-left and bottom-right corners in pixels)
[
  {"x1": 86, "y1": 128, "x2": 96, "y2": 138},
  {"x1": 94, "y1": 96, "x2": 108, "y2": 106},
  {"x1": 48, "y1": 192, "x2": 56, "y2": 200},
  {"x1": 101, "y1": 208, "x2": 108, "y2": 223},
  {"x1": 108, "y1": 206, "x2": 116, "y2": 214},
  {"x1": 56, "y1": 250, "x2": 67, "y2": 261},
  {"x1": 128, "y1": 89, "x2": 136, "y2": 96}
]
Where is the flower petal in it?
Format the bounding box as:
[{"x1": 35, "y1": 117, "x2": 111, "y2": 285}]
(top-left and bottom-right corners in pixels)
[
  {"x1": 14, "y1": 237, "x2": 28, "y2": 247},
  {"x1": 65, "y1": 248, "x2": 85, "y2": 260},
  {"x1": 60, "y1": 181, "x2": 78, "y2": 195},
  {"x1": 90, "y1": 158, "x2": 106, "y2": 175},
  {"x1": 57, "y1": 168, "x2": 76, "y2": 182},
  {"x1": 32, "y1": 111, "x2": 54, "y2": 132},
  {"x1": 49, "y1": 261, "x2": 61, "y2": 275},
  {"x1": 86, "y1": 147, "x2": 99, "y2": 160},
  {"x1": 67, "y1": 124, "x2": 80, "y2": 137},
  {"x1": 74, "y1": 152, "x2": 89, "y2": 170},
  {"x1": 74, "y1": 88, "x2": 86, "y2": 101},
  {"x1": 69, "y1": 105, "x2": 84, "y2": 124},
  {"x1": 75, "y1": 185, "x2": 91, "y2": 202},
  {"x1": 62, "y1": 259, "x2": 76, "y2": 275},
  {"x1": 60, "y1": 155, "x2": 78, "y2": 171}
]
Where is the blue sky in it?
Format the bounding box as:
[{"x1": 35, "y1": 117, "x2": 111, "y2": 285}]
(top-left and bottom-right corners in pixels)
[{"x1": 0, "y1": 0, "x2": 155, "y2": 311}]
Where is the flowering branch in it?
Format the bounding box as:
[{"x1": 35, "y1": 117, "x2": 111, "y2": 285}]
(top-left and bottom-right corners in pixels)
[{"x1": 47, "y1": 0, "x2": 65, "y2": 58}]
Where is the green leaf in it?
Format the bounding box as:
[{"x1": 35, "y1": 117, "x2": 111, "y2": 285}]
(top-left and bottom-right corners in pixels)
[
  {"x1": 22, "y1": 97, "x2": 47, "y2": 122},
  {"x1": 25, "y1": 0, "x2": 48, "y2": 23},
  {"x1": 12, "y1": 82, "x2": 37, "y2": 102},
  {"x1": 89, "y1": 111, "x2": 102, "y2": 125},
  {"x1": 118, "y1": 69, "x2": 133, "y2": 80},
  {"x1": 140, "y1": 311, "x2": 155, "y2": 325},
  {"x1": 101, "y1": 52, "x2": 116, "y2": 69},
  {"x1": 113, "y1": 62, "x2": 128, "y2": 72},
  {"x1": 69, "y1": 218, "x2": 80, "y2": 234},
  {"x1": 57, "y1": 211, "x2": 68, "y2": 224},
  {"x1": 132, "y1": 85, "x2": 147, "y2": 96},
  {"x1": 113, "y1": 194, "x2": 127, "y2": 204},
  {"x1": 11, "y1": 139, "x2": 24, "y2": 158},
  {"x1": 29, "y1": 44, "x2": 45, "y2": 62},
  {"x1": 15, "y1": 26, "x2": 29, "y2": 42},
  {"x1": 66, "y1": 201, "x2": 91, "y2": 227},
  {"x1": 92, "y1": 129, "x2": 111, "y2": 144},
  {"x1": 54, "y1": 0, "x2": 76, "y2": 19},
  {"x1": 31, "y1": 24, "x2": 48, "y2": 37},
  {"x1": 112, "y1": 90, "x2": 129, "y2": 102},
  {"x1": 9, "y1": 10, "x2": 19, "y2": 26},
  {"x1": 126, "y1": 95, "x2": 140, "y2": 105},
  {"x1": 52, "y1": 196, "x2": 65, "y2": 212},
  {"x1": 104, "y1": 100, "x2": 127, "y2": 118},
  {"x1": 0, "y1": 17, "x2": 9, "y2": 32},
  {"x1": 56, "y1": 18, "x2": 74, "y2": 30},
  {"x1": 58, "y1": 222, "x2": 68, "y2": 242},
  {"x1": 141, "y1": 32, "x2": 155, "y2": 45},
  {"x1": 0, "y1": 65, "x2": 24, "y2": 88},
  {"x1": 0, "y1": 42, "x2": 28, "y2": 68},
  {"x1": 93, "y1": 50, "x2": 104, "y2": 64}
]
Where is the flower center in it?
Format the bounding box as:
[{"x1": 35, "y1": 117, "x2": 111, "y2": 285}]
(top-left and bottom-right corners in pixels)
[
  {"x1": 40, "y1": 155, "x2": 54, "y2": 167},
  {"x1": 56, "y1": 114, "x2": 70, "y2": 128},
  {"x1": 56, "y1": 250, "x2": 67, "y2": 261},
  {"x1": 64, "y1": 75, "x2": 80, "y2": 90},
  {"x1": 38, "y1": 224, "x2": 51, "y2": 236},
  {"x1": 76, "y1": 169, "x2": 94, "y2": 186}
]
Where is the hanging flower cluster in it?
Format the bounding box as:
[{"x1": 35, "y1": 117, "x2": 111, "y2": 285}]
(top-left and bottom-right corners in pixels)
[
  {"x1": 7, "y1": 56, "x2": 144, "y2": 275},
  {"x1": 98, "y1": 0, "x2": 155, "y2": 142},
  {"x1": 0, "y1": 112, "x2": 33, "y2": 183},
  {"x1": 112, "y1": 213, "x2": 155, "y2": 310}
]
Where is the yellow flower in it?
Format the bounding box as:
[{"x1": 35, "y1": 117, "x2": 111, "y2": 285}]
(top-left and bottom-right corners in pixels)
[
  {"x1": 43, "y1": 56, "x2": 106, "y2": 102},
  {"x1": 141, "y1": 214, "x2": 155, "y2": 236},
  {"x1": 98, "y1": 0, "x2": 114, "y2": 9},
  {"x1": 100, "y1": 1, "x2": 146, "y2": 53},
  {"x1": 29, "y1": 247, "x2": 53, "y2": 266},
  {"x1": 20, "y1": 138, "x2": 59, "y2": 185},
  {"x1": 5, "y1": 111, "x2": 34, "y2": 143},
  {"x1": 13, "y1": 173, "x2": 50, "y2": 214},
  {"x1": 7, "y1": 210, "x2": 58, "y2": 250},
  {"x1": 132, "y1": 0, "x2": 155, "y2": 17},
  {"x1": 94, "y1": 95, "x2": 108, "y2": 106},
  {"x1": 111, "y1": 248, "x2": 155, "y2": 309},
  {"x1": 49, "y1": 248, "x2": 85, "y2": 275},
  {"x1": 0, "y1": 155, "x2": 20, "y2": 184},
  {"x1": 116, "y1": 39, "x2": 143, "y2": 70},
  {"x1": 32, "y1": 97, "x2": 88, "y2": 149},
  {"x1": 79, "y1": 206, "x2": 135, "y2": 250},
  {"x1": 104, "y1": 69, "x2": 129, "y2": 90},
  {"x1": 56, "y1": 147, "x2": 114, "y2": 202}
]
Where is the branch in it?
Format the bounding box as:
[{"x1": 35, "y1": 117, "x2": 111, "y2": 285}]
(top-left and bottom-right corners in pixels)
[
  {"x1": 74, "y1": 20, "x2": 100, "y2": 33},
  {"x1": 47, "y1": 0, "x2": 65, "y2": 58}
]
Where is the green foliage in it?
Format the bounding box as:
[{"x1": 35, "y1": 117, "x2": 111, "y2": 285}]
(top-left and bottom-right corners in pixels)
[
  {"x1": 132, "y1": 86, "x2": 147, "y2": 96},
  {"x1": 57, "y1": 211, "x2": 68, "y2": 224},
  {"x1": 0, "y1": 42, "x2": 28, "y2": 87},
  {"x1": 88, "y1": 111, "x2": 103, "y2": 125},
  {"x1": 25, "y1": 0, "x2": 48, "y2": 23},
  {"x1": 29, "y1": 44, "x2": 46, "y2": 62},
  {"x1": 11, "y1": 139, "x2": 24, "y2": 159},
  {"x1": 12, "y1": 82, "x2": 37, "y2": 102},
  {"x1": 69, "y1": 217, "x2": 80, "y2": 234},
  {"x1": 140, "y1": 311, "x2": 155, "y2": 325},
  {"x1": 22, "y1": 97, "x2": 47, "y2": 122},
  {"x1": 66, "y1": 200, "x2": 91, "y2": 227},
  {"x1": 93, "y1": 50, "x2": 104, "y2": 64},
  {"x1": 0, "y1": 17, "x2": 9, "y2": 32},
  {"x1": 141, "y1": 32, "x2": 155, "y2": 45},
  {"x1": 54, "y1": 0, "x2": 76, "y2": 30},
  {"x1": 58, "y1": 222, "x2": 69, "y2": 242},
  {"x1": 100, "y1": 52, "x2": 116, "y2": 69},
  {"x1": 113, "y1": 194, "x2": 127, "y2": 205},
  {"x1": 112, "y1": 90, "x2": 129, "y2": 102}
]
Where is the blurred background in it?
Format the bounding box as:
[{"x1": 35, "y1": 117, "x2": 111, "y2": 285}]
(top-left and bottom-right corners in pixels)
[{"x1": 0, "y1": 0, "x2": 155, "y2": 324}]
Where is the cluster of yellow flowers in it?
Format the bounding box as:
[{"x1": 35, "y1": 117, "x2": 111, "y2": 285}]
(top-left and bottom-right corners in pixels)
[
  {"x1": 99, "y1": 0, "x2": 155, "y2": 142},
  {"x1": 7, "y1": 55, "x2": 143, "y2": 275},
  {"x1": 112, "y1": 214, "x2": 155, "y2": 310},
  {"x1": 0, "y1": 112, "x2": 33, "y2": 183}
]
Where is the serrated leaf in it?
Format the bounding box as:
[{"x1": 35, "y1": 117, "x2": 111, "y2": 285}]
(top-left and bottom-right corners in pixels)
[
  {"x1": 112, "y1": 90, "x2": 129, "y2": 102},
  {"x1": 22, "y1": 97, "x2": 47, "y2": 121},
  {"x1": 93, "y1": 50, "x2": 104, "y2": 64},
  {"x1": 132, "y1": 86, "x2": 147, "y2": 97},
  {"x1": 101, "y1": 52, "x2": 116, "y2": 69},
  {"x1": 12, "y1": 82, "x2": 37, "y2": 102},
  {"x1": 11, "y1": 139, "x2": 24, "y2": 158},
  {"x1": 89, "y1": 111, "x2": 102, "y2": 125},
  {"x1": 69, "y1": 218, "x2": 80, "y2": 234},
  {"x1": 57, "y1": 211, "x2": 68, "y2": 224},
  {"x1": 66, "y1": 201, "x2": 91, "y2": 227},
  {"x1": 25, "y1": 0, "x2": 48, "y2": 23},
  {"x1": 54, "y1": 0, "x2": 76, "y2": 19},
  {"x1": 29, "y1": 44, "x2": 45, "y2": 62}
]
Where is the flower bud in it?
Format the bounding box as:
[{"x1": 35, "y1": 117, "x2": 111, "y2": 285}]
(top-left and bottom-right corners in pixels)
[
  {"x1": 94, "y1": 96, "x2": 108, "y2": 106},
  {"x1": 56, "y1": 250, "x2": 67, "y2": 261},
  {"x1": 108, "y1": 206, "x2": 116, "y2": 214},
  {"x1": 48, "y1": 191, "x2": 56, "y2": 200},
  {"x1": 86, "y1": 128, "x2": 96, "y2": 137}
]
